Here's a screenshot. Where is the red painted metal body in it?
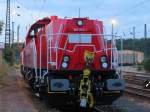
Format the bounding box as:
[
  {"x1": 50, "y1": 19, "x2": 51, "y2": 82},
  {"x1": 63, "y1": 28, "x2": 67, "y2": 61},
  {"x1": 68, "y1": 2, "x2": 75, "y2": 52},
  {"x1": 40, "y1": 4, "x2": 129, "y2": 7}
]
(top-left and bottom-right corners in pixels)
[
  {"x1": 21, "y1": 16, "x2": 111, "y2": 71},
  {"x1": 20, "y1": 16, "x2": 125, "y2": 108}
]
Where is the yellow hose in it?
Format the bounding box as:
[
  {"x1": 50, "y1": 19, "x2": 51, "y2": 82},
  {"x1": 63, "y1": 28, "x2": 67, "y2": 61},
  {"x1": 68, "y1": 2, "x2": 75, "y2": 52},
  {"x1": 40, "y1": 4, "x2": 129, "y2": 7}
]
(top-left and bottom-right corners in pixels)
[{"x1": 89, "y1": 93, "x2": 94, "y2": 108}]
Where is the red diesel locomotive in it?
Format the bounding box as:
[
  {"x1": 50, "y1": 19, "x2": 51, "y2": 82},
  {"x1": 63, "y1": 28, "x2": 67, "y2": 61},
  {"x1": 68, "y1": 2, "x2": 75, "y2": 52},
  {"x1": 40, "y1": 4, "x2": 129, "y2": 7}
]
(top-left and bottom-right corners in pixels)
[{"x1": 20, "y1": 16, "x2": 125, "y2": 110}]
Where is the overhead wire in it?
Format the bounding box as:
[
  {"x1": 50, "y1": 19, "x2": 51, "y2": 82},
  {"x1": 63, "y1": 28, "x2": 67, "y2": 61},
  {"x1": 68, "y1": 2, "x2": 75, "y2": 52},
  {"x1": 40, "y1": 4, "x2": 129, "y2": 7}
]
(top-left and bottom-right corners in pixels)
[
  {"x1": 119, "y1": 0, "x2": 150, "y2": 31},
  {"x1": 15, "y1": 0, "x2": 36, "y2": 20},
  {"x1": 36, "y1": 0, "x2": 46, "y2": 19},
  {"x1": 111, "y1": 0, "x2": 150, "y2": 18},
  {"x1": 107, "y1": 0, "x2": 150, "y2": 36}
]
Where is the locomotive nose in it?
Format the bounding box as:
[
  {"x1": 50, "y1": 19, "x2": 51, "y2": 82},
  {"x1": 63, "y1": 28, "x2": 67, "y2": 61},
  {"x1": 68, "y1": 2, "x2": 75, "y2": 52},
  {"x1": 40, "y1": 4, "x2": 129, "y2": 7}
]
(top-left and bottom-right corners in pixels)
[
  {"x1": 84, "y1": 50, "x2": 95, "y2": 65},
  {"x1": 71, "y1": 46, "x2": 95, "y2": 70}
]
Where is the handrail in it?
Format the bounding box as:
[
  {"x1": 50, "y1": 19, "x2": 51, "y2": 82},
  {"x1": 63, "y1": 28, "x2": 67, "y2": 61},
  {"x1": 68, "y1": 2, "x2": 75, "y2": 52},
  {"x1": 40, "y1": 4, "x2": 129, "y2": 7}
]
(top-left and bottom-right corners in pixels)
[
  {"x1": 43, "y1": 33, "x2": 122, "y2": 71},
  {"x1": 39, "y1": 34, "x2": 42, "y2": 80},
  {"x1": 46, "y1": 23, "x2": 53, "y2": 73},
  {"x1": 37, "y1": 33, "x2": 121, "y2": 37},
  {"x1": 48, "y1": 46, "x2": 116, "y2": 53},
  {"x1": 55, "y1": 24, "x2": 64, "y2": 69},
  {"x1": 32, "y1": 38, "x2": 38, "y2": 82}
]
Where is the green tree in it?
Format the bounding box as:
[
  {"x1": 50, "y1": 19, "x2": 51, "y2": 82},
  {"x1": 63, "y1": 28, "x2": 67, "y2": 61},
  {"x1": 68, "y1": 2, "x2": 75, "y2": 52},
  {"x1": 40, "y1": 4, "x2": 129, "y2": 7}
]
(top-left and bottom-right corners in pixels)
[
  {"x1": 116, "y1": 38, "x2": 150, "y2": 58},
  {"x1": 0, "y1": 20, "x2": 4, "y2": 35},
  {"x1": 143, "y1": 58, "x2": 150, "y2": 72},
  {"x1": 4, "y1": 47, "x2": 15, "y2": 66}
]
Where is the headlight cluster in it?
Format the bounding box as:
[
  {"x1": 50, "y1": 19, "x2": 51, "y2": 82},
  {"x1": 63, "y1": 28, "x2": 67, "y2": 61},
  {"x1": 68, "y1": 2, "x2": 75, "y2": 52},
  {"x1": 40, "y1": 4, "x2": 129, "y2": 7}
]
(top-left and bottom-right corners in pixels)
[
  {"x1": 61, "y1": 56, "x2": 70, "y2": 69},
  {"x1": 100, "y1": 56, "x2": 108, "y2": 69},
  {"x1": 77, "y1": 20, "x2": 83, "y2": 26}
]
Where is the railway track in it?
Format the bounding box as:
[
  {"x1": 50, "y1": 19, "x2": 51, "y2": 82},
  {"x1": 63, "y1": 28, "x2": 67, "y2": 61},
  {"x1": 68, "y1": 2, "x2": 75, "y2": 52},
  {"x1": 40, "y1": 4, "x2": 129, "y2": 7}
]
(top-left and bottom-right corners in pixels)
[
  {"x1": 123, "y1": 71, "x2": 150, "y2": 100},
  {"x1": 123, "y1": 71, "x2": 150, "y2": 85},
  {"x1": 94, "y1": 106, "x2": 106, "y2": 112},
  {"x1": 124, "y1": 78, "x2": 143, "y2": 86},
  {"x1": 123, "y1": 71, "x2": 150, "y2": 78},
  {"x1": 94, "y1": 105, "x2": 123, "y2": 112},
  {"x1": 126, "y1": 84, "x2": 150, "y2": 98}
]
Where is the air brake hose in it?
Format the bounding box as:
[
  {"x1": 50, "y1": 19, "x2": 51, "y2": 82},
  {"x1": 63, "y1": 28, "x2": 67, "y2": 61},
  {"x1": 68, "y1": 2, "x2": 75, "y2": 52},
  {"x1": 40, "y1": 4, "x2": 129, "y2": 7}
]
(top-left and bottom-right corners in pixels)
[
  {"x1": 88, "y1": 93, "x2": 94, "y2": 108},
  {"x1": 79, "y1": 68, "x2": 94, "y2": 108},
  {"x1": 79, "y1": 50, "x2": 95, "y2": 108}
]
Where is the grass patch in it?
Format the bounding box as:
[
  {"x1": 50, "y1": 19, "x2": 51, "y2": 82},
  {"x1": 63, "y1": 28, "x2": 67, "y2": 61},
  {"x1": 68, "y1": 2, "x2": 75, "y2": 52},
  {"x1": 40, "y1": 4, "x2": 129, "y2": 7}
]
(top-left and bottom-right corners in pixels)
[
  {"x1": 13, "y1": 64, "x2": 20, "y2": 70},
  {"x1": 0, "y1": 62, "x2": 9, "y2": 82}
]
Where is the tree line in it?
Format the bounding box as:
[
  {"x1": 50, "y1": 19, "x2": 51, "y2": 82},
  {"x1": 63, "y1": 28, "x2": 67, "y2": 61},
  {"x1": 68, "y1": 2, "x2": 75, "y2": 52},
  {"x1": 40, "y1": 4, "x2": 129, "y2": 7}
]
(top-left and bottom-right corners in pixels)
[
  {"x1": 0, "y1": 21, "x2": 4, "y2": 35},
  {"x1": 116, "y1": 38, "x2": 150, "y2": 58}
]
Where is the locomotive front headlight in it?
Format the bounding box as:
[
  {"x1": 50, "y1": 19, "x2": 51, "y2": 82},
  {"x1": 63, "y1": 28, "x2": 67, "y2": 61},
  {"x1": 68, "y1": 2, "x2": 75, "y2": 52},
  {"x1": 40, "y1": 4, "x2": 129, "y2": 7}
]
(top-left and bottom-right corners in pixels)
[
  {"x1": 62, "y1": 62, "x2": 68, "y2": 68},
  {"x1": 100, "y1": 56, "x2": 108, "y2": 69},
  {"x1": 100, "y1": 56, "x2": 107, "y2": 63},
  {"x1": 63, "y1": 56, "x2": 69, "y2": 62},
  {"x1": 77, "y1": 20, "x2": 83, "y2": 26},
  {"x1": 102, "y1": 62, "x2": 108, "y2": 69}
]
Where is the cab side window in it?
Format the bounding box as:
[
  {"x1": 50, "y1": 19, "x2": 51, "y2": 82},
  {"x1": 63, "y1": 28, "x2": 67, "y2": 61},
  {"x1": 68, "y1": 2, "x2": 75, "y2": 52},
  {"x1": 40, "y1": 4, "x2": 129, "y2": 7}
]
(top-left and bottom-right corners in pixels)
[
  {"x1": 26, "y1": 24, "x2": 45, "y2": 44},
  {"x1": 29, "y1": 24, "x2": 43, "y2": 38},
  {"x1": 29, "y1": 30, "x2": 35, "y2": 38}
]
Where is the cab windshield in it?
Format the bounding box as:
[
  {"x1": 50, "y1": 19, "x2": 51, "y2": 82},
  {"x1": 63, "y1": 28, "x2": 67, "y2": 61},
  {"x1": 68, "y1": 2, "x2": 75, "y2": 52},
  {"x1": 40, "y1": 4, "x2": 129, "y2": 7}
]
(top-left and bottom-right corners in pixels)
[{"x1": 68, "y1": 34, "x2": 92, "y2": 43}]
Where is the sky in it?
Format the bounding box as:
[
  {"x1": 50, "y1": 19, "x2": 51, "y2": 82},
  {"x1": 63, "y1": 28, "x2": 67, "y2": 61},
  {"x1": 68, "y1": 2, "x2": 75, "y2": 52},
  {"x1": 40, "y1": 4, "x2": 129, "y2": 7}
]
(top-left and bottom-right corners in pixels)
[{"x1": 0, "y1": 0, "x2": 150, "y2": 42}]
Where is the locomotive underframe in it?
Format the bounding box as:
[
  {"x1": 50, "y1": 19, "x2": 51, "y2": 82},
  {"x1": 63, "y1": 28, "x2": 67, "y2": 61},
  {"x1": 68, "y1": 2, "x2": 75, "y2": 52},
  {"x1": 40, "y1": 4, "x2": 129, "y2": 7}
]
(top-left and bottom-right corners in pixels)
[{"x1": 21, "y1": 65, "x2": 124, "y2": 105}]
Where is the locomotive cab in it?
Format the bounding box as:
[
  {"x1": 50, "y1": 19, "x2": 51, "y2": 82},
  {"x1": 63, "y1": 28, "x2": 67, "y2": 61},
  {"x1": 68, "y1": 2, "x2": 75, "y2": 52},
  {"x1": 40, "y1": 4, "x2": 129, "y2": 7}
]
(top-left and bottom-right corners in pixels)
[{"x1": 57, "y1": 18, "x2": 109, "y2": 71}]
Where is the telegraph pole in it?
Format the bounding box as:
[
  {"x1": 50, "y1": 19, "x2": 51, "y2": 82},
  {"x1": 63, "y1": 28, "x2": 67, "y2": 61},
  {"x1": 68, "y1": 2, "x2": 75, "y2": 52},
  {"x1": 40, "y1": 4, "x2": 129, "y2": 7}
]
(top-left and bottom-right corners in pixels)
[
  {"x1": 132, "y1": 26, "x2": 136, "y2": 65},
  {"x1": 144, "y1": 24, "x2": 147, "y2": 38},
  {"x1": 16, "y1": 25, "x2": 20, "y2": 63},
  {"x1": 5, "y1": 0, "x2": 11, "y2": 48},
  {"x1": 17, "y1": 25, "x2": 20, "y2": 44},
  {"x1": 12, "y1": 22, "x2": 14, "y2": 44},
  {"x1": 110, "y1": 20, "x2": 117, "y2": 69},
  {"x1": 78, "y1": 8, "x2": 81, "y2": 18},
  {"x1": 133, "y1": 26, "x2": 135, "y2": 40},
  {"x1": 111, "y1": 23, "x2": 114, "y2": 69}
]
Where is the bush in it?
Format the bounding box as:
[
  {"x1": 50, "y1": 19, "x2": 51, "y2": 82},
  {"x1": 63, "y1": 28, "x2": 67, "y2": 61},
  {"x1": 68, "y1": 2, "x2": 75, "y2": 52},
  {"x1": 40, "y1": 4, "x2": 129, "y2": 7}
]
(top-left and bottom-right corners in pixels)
[
  {"x1": 0, "y1": 62, "x2": 9, "y2": 82},
  {"x1": 3, "y1": 47, "x2": 15, "y2": 66},
  {"x1": 143, "y1": 58, "x2": 150, "y2": 72}
]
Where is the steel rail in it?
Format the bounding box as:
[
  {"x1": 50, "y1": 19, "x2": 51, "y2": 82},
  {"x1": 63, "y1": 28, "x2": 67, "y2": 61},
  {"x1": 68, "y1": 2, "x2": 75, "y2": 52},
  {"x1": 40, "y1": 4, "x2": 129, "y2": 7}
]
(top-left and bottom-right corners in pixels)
[{"x1": 123, "y1": 71, "x2": 150, "y2": 78}]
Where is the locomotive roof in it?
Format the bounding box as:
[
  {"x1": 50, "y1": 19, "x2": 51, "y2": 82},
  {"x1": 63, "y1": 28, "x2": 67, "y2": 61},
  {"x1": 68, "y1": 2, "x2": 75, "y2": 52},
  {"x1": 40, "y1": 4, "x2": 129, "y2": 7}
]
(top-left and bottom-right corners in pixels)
[{"x1": 31, "y1": 17, "x2": 51, "y2": 28}]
